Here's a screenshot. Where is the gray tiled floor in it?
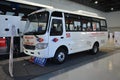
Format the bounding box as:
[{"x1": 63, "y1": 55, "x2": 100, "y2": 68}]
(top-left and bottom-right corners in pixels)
[{"x1": 32, "y1": 50, "x2": 120, "y2": 80}]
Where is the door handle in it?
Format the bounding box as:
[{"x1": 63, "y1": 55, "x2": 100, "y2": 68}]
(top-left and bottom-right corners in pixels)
[{"x1": 61, "y1": 37, "x2": 64, "y2": 39}]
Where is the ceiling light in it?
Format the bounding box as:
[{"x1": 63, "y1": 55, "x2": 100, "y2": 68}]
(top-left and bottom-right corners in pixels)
[
  {"x1": 94, "y1": 1, "x2": 98, "y2": 4},
  {"x1": 111, "y1": 8, "x2": 114, "y2": 11},
  {"x1": 12, "y1": 7, "x2": 16, "y2": 10}
]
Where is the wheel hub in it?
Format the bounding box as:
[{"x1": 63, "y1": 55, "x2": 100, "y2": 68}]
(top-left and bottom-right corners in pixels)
[
  {"x1": 58, "y1": 52, "x2": 65, "y2": 62},
  {"x1": 94, "y1": 46, "x2": 98, "y2": 53}
]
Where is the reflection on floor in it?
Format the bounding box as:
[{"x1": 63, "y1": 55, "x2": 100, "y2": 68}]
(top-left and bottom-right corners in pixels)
[{"x1": 100, "y1": 38, "x2": 120, "y2": 52}]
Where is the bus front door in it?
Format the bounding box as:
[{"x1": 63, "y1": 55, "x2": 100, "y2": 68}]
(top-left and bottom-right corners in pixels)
[{"x1": 49, "y1": 17, "x2": 65, "y2": 57}]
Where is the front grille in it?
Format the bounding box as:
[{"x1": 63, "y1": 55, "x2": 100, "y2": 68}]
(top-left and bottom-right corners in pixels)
[{"x1": 24, "y1": 45, "x2": 35, "y2": 50}]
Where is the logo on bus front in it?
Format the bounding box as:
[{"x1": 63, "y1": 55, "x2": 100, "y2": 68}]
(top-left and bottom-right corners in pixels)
[{"x1": 24, "y1": 36, "x2": 35, "y2": 45}]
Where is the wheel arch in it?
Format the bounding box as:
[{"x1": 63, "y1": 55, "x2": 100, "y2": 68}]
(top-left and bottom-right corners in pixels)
[
  {"x1": 55, "y1": 45, "x2": 69, "y2": 55},
  {"x1": 53, "y1": 45, "x2": 69, "y2": 64},
  {"x1": 94, "y1": 41, "x2": 99, "y2": 47}
]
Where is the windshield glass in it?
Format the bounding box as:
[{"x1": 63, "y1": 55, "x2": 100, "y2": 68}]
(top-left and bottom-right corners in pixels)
[{"x1": 24, "y1": 11, "x2": 49, "y2": 35}]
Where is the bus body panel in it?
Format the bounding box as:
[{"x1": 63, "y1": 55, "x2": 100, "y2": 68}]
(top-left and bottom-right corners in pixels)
[{"x1": 64, "y1": 32, "x2": 108, "y2": 54}]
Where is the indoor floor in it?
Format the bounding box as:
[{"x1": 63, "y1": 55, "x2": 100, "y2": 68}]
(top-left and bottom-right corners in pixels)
[
  {"x1": 32, "y1": 49, "x2": 120, "y2": 80},
  {"x1": 0, "y1": 38, "x2": 120, "y2": 80}
]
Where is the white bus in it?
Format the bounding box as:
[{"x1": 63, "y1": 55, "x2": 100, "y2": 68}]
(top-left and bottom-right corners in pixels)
[{"x1": 23, "y1": 8, "x2": 108, "y2": 63}]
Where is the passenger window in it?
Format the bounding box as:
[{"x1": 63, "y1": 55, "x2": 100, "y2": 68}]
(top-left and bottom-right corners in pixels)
[
  {"x1": 50, "y1": 19, "x2": 63, "y2": 36},
  {"x1": 92, "y1": 18, "x2": 100, "y2": 31},
  {"x1": 82, "y1": 19, "x2": 92, "y2": 31},
  {"x1": 65, "y1": 13, "x2": 81, "y2": 31},
  {"x1": 100, "y1": 20, "x2": 107, "y2": 31},
  {"x1": 87, "y1": 22, "x2": 92, "y2": 31},
  {"x1": 65, "y1": 20, "x2": 74, "y2": 31},
  {"x1": 82, "y1": 22, "x2": 87, "y2": 31},
  {"x1": 92, "y1": 22, "x2": 100, "y2": 31},
  {"x1": 74, "y1": 21, "x2": 81, "y2": 31}
]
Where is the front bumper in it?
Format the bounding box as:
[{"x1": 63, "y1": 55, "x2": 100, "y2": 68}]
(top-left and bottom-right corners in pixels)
[{"x1": 23, "y1": 47, "x2": 50, "y2": 58}]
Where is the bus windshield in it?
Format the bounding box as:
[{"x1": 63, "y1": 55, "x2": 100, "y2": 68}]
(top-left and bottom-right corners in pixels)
[{"x1": 24, "y1": 11, "x2": 49, "y2": 35}]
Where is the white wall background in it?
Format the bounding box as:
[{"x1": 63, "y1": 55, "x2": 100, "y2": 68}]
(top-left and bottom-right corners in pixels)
[{"x1": 105, "y1": 11, "x2": 120, "y2": 27}]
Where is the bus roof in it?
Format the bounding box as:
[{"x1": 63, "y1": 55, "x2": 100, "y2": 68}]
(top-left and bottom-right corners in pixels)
[{"x1": 30, "y1": 8, "x2": 106, "y2": 19}]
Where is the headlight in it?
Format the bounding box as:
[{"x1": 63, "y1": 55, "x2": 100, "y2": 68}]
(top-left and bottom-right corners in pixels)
[{"x1": 35, "y1": 43, "x2": 48, "y2": 49}]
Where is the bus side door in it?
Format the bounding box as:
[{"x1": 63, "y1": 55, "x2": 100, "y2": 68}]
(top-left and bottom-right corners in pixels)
[{"x1": 49, "y1": 17, "x2": 65, "y2": 57}]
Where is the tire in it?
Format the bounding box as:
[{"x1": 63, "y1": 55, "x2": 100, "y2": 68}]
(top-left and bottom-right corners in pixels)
[
  {"x1": 90, "y1": 43, "x2": 99, "y2": 55},
  {"x1": 53, "y1": 48, "x2": 67, "y2": 64}
]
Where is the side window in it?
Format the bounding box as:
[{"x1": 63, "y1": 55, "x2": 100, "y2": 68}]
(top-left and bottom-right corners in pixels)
[
  {"x1": 100, "y1": 20, "x2": 107, "y2": 31},
  {"x1": 65, "y1": 13, "x2": 81, "y2": 31},
  {"x1": 92, "y1": 18, "x2": 100, "y2": 31},
  {"x1": 50, "y1": 19, "x2": 63, "y2": 36},
  {"x1": 65, "y1": 19, "x2": 74, "y2": 31},
  {"x1": 92, "y1": 22, "x2": 100, "y2": 31},
  {"x1": 82, "y1": 17, "x2": 92, "y2": 31},
  {"x1": 74, "y1": 21, "x2": 81, "y2": 31},
  {"x1": 87, "y1": 22, "x2": 92, "y2": 31},
  {"x1": 51, "y1": 11, "x2": 62, "y2": 17}
]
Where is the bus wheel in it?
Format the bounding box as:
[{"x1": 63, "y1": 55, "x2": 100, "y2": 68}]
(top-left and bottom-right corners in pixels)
[
  {"x1": 53, "y1": 48, "x2": 67, "y2": 64},
  {"x1": 90, "y1": 43, "x2": 99, "y2": 55}
]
